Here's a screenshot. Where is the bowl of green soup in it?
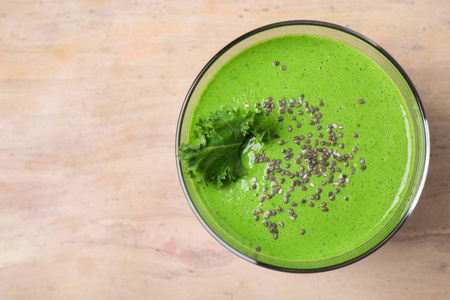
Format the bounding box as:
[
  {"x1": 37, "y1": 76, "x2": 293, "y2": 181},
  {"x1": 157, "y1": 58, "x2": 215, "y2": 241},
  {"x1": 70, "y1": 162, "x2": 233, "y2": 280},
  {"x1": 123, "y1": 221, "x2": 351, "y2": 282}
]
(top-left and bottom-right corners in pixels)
[{"x1": 176, "y1": 21, "x2": 430, "y2": 272}]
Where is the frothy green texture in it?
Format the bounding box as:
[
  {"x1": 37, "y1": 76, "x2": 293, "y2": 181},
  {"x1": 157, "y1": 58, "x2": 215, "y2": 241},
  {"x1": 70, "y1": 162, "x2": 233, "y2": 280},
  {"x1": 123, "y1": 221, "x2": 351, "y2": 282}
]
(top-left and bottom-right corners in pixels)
[{"x1": 184, "y1": 35, "x2": 414, "y2": 262}]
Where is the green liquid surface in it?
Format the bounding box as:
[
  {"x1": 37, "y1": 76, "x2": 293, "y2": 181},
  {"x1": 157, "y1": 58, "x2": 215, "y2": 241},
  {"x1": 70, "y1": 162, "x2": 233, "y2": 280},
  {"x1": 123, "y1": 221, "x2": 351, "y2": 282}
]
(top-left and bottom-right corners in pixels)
[{"x1": 184, "y1": 35, "x2": 414, "y2": 262}]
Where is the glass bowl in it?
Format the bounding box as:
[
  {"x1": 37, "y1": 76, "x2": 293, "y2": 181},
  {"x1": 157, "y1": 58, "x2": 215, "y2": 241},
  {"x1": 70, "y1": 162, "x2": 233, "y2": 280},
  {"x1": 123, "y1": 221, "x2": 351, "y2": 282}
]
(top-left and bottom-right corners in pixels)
[{"x1": 175, "y1": 20, "x2": 430, "y2": 272}]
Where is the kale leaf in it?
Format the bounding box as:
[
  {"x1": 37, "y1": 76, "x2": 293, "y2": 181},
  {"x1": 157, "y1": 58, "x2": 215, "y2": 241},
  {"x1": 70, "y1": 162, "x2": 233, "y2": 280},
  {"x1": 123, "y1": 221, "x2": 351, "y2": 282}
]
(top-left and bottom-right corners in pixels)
[{"x1": 178, "y1": 107, "x2": 267, "y2": 187}]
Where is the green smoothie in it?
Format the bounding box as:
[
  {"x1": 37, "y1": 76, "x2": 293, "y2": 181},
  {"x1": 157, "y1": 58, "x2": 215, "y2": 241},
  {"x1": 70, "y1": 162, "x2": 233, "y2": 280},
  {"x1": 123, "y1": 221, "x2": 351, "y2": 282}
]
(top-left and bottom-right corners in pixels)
[{"x1": 181, "y1": 35, "x2": 414, "y2": 263}]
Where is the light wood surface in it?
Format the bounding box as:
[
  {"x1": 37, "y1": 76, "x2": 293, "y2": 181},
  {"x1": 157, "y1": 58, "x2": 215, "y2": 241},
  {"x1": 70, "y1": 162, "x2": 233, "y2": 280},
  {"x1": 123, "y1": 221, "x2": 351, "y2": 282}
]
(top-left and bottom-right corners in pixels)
[{"x1": 0, "y1": 1, "x2": 449, "y2": 299}]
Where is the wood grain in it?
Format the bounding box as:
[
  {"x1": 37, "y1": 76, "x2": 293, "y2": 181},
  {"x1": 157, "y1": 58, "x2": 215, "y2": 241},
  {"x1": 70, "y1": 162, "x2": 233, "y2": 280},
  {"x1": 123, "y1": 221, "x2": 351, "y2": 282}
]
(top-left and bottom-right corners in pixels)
[{"x1": 0, "y1": 0, "x2": 449, "y2": 299}]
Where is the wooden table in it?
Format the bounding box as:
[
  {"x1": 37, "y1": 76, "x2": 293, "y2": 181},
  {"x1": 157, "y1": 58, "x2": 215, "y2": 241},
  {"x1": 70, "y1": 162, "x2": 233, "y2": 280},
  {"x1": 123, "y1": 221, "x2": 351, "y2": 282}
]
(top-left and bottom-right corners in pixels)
[{"x1": 1, "y1": 1, "x2": 448, "y2": 299}]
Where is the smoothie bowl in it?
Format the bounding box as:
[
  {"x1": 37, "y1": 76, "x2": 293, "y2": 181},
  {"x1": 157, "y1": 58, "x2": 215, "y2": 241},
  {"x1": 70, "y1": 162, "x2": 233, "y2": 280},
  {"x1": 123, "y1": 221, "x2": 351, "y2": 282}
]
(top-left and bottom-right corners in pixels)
[{"x1": 176, "y1": 21, "x2": 429, "y2": 272}]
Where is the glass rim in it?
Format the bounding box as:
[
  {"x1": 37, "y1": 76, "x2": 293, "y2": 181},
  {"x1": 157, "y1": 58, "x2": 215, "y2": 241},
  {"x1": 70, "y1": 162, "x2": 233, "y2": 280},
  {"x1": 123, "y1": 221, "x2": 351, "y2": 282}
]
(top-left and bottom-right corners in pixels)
[{"x1": 175, "y1": 20, "x2": 430, "y2": 273}]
